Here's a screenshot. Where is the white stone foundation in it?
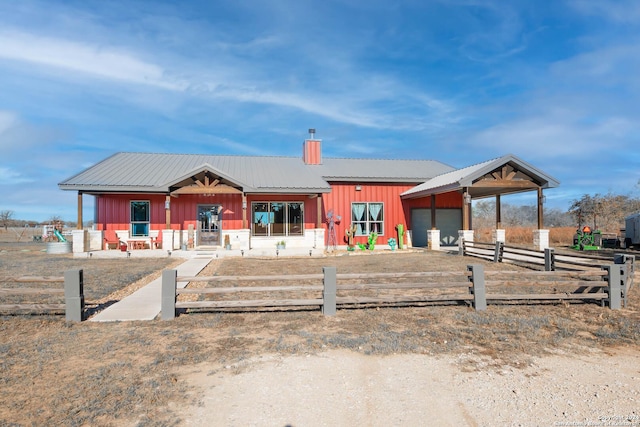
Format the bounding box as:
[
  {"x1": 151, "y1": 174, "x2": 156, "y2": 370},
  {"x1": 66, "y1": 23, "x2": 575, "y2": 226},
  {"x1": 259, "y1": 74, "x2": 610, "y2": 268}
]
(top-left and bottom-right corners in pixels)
[
  {"x1": 72, "y1": 230, "x2": 88, "y2": 253},
  {"x1": 427, "y1": 229, "x2": 440, "y2": 251},
  {"x1": 492, "y1": 229, "x2": 506, "y2": 243},
  {"x1": 533, "y1": 229, "x2": 550, "y2": 250},
  {"x1": 458, "y1": 230, "x2": 474, "y2": 250}
]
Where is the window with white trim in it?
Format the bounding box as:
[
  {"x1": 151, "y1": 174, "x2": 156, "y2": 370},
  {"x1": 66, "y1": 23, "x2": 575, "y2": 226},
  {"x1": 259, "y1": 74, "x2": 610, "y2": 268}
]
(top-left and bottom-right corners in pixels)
[
  {"x1": 130, "y1": 201, "x2": 150, "y2": 236},
  {"x1": 351, "y1": 202, "x2": 384, "y2": 236},
  {"x1": 251, "y1": 202, "x2": 304, "y2": 236}
]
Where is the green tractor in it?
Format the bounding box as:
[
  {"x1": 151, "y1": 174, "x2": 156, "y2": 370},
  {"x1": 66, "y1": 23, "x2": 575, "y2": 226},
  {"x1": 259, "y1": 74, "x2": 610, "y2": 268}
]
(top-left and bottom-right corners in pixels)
[{"x1": 571, "y1": 226, "x2": 602, "y2": 251}]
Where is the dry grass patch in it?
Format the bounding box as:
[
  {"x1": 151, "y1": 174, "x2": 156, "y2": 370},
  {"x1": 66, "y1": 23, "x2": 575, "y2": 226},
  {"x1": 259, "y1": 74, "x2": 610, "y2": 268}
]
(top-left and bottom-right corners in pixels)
[{"x1": 0, "y1": 249, "x2": 638, "y2": 426}]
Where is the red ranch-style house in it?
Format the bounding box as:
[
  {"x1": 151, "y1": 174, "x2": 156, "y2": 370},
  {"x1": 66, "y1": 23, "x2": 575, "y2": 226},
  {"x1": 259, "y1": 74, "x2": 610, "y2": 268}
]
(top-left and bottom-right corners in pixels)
[{"x1": 58, "y1": 132, "x2": 559, "y2": 254}]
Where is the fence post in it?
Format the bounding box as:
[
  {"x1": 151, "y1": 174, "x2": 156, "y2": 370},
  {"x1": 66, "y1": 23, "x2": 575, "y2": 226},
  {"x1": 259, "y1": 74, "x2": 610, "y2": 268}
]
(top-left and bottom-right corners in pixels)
[
  {"x1": 322, "y1": 266, "x2": 337, "y2": 316},
  {"x1": 161, "y1": 269, "x2": 177, "y2": 320},
  {"x1": 493, "y1": 241, "x2": 503, "y2": 263},
  {"x1": 544, "y1": 248, "x2": 555, "y2": 271},
  {"x1": 614, "y1": 254, "x2": 635, "y2": 307},
  {"x1": 602, "y1": 265, "x2": 621, "y2": 310},
  {"x1": 459, "y1": 241, "x2": 465, "y2": 256},
  {"x1": 64, "y1": 269, "x2": 84, "y2": 322},
  {"x1": 467, "y1": 264, "x2": 486, "y2": 311}
]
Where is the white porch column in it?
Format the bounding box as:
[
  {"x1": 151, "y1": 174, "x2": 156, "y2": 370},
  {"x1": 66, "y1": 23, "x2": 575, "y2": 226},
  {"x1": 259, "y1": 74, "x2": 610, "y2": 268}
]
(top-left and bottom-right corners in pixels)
[
  {"x1": 405, "y1": 230, "x2": 413, "y2": 248},
  {"x1": 235, "y1": 229, "x2": 250, "y2": 250},
  {"x1": 162, "y1": 229, "x2": 176, "y2": 250},
  {"x1": 427, "y1": 229, "x2": 440, "y2": 251},
  {"x1": 313, "y1": 228, "x2": 325, "y2": 249},
  {"x1": 533, "y1": 229, "x2": 549, "y2": 251},
  {"x1": 72, "y1": 230, "x2": 87, "y2": 253},
  {"x1": 492, "y1": 229, "x2": 506, "y2": 243},
  {"x1": 88, "y1": 230, "x2": 102, "y2": 251}
]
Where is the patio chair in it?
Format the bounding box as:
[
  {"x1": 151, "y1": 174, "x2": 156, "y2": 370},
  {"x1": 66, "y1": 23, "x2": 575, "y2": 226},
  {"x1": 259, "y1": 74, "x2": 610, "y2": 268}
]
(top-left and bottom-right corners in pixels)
[{"x1": 104, "y1": 230, "x2": 121, "y2": 250}]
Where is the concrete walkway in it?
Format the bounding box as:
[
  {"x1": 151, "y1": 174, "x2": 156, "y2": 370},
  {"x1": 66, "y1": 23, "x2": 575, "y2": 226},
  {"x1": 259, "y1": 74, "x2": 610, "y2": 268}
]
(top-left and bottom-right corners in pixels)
[{"x1": 90, "y1": 258, "x2": 212, "y2": 322}]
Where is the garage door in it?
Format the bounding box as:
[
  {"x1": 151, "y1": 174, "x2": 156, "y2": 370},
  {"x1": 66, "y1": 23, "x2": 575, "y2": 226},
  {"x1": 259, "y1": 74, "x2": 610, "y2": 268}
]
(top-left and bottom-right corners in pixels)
[{"x1": 410, "y1": 208, "x2": 462, "y2": 247}]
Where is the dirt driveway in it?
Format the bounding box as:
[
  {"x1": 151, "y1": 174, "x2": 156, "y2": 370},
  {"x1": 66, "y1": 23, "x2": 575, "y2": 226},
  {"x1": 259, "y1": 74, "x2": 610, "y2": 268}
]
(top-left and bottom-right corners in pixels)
[{"x1": 179, "y1": 347, "x2": 640, "y2": 426}]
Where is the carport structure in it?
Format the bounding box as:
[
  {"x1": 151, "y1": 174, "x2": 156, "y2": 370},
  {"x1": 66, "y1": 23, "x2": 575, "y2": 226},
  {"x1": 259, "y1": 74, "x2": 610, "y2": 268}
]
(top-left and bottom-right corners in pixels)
[{"x1": 401, "y1": 154, "x2": 560, "y2": 249}]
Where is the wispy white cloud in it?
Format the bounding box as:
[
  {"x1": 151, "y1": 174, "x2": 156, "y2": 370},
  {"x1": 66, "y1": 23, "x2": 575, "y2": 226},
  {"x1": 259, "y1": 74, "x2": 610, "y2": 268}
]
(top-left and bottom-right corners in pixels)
[
  {"x1": 569, "y1": 0, "x2": 640, "y2": 24},
  {"x1": 0, "y1": 167, "x2": 33, "y2": 184},
  {"x1": 550, "y1": 43, "x2": 640, "y2": 91},
  {"x1": 0, "y1": 30, "x2": 187, "y2": 91},
  {"x1": 470, "y1": 114, "x2": 638, "y2": 161}
]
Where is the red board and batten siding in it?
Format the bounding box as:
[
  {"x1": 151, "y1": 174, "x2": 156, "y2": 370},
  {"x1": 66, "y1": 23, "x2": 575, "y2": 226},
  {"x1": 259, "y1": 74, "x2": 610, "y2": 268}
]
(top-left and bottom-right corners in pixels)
[
  {"x1": 96, "y1": 194, "x2": 243, "y2": 231},
  {"x1": 94, "y1": 185, "x2": 461, "y2": 246},
  {"x1": 95, "y1": 193, "x2": 320, "y2": 232},
  {"x1": 322, "y1": 182, "x2": 462, "y2": 245},
  {"x1": 321, "y1": 182, "x2": 463, "y2": 246}
]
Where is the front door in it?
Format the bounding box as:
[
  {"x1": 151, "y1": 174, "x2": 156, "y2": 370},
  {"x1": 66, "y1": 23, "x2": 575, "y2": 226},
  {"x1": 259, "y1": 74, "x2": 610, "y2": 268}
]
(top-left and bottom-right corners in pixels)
[{"x1": 197, "y1": 205, "x2": 222, "y2": 246}]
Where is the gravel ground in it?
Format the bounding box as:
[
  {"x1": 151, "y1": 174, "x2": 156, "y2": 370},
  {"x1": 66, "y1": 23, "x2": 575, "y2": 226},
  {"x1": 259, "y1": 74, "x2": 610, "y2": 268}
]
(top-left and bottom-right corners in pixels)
[{"x1": 180, "y1": 347, "x2": 640, "y2": 426}]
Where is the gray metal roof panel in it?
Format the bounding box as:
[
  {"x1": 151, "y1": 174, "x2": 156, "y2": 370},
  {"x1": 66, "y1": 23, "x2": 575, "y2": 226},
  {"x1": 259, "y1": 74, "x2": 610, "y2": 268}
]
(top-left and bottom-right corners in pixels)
[
  {"x1": 59, "y1": 152, "x2": 332, "y2": 193},
  {"x1": 316, "y1": 158, "x2": 455, "y2": 182}
]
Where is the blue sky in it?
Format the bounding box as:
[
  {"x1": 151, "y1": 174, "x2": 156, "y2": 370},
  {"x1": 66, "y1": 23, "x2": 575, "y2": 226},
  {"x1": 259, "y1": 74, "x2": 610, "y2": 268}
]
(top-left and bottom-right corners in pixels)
[{"x1": 1, "y1": 0, "x2": 639, "y2": 222}]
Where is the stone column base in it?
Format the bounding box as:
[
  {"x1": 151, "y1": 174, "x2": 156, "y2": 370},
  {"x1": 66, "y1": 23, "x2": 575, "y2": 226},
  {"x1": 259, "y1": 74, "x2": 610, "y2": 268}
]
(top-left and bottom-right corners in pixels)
[
  {"x1": 533, "y1": 229, "x2": 550, "y2": 251},
  {"x1": 162, "y1": 229, "x2": 177, "y2": 250},
  {"x1": 458, "y1": 230, "x2": 474, "y2": 249},
  {"x1": 427, "y1": 229, "x2": 440, "y2": 251},
  {"x1": 72, "y1": 230, "x2": 87, "y2": 253},
  {"x1": 492, "y1": 229, "x2": 505, "y2": 243}
]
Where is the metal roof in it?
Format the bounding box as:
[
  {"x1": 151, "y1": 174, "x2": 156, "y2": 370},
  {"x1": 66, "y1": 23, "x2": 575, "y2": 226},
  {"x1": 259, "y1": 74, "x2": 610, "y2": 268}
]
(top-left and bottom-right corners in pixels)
[
  {"x1": 58, "y1": 152, "x2": 456, "y2": 194},
  {"x1": 315, "y1": 158, "x2": 455, "y2": 182},
  {"x1": 59, "y1": 152, "x2": 331, "y2": 194},
  {"x1": 59, "y1": 151, "x2": 558, "y2": 199},
  {"x1": 401, "y1": 154, "x2": 560, "y2": 199}
]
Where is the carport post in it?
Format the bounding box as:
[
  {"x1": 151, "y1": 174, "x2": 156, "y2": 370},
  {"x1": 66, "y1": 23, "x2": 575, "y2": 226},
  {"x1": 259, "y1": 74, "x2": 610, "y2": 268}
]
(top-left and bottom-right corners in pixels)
[
  {"x1": 64, "y1": 269, "x2": 84, "y2": 322},
  {"x1": 322, "y1": 266, "x2": 337, "y2": 316},
  {"x1": 467, "y1": 264, "x2": 486, "y2": 311},
  {"x1": 161, "y1": 269, "x2": 177, "y2": 320}
]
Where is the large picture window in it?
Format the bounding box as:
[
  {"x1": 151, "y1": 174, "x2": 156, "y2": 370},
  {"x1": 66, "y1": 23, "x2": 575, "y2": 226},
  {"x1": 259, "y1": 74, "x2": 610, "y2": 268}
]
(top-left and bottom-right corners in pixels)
[
  {"x1": 130, "y1": 201, "x2": 150, "y2": 236},
  {"x1": 251, "y1": 202, "x2": 304, "y2": 236},
  {"x1": 352, "y1": 202, "x2": 384, "y2": 236}
]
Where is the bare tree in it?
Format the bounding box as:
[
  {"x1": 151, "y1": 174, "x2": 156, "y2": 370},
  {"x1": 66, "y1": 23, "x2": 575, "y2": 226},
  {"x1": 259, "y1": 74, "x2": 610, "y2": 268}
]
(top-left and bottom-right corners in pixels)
[
  {"x1": 0, "y1": 210, "x2": 13, "y2": 230},
  {"x1": 569, "y1": 193, "x2": 640, "y2": 232}
]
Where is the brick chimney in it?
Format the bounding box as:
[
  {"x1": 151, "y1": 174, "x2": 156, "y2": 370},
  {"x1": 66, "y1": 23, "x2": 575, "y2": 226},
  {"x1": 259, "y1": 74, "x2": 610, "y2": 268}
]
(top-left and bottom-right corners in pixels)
[{"x1": 303, "y1": 128, "x2": 322, "y2": 165}]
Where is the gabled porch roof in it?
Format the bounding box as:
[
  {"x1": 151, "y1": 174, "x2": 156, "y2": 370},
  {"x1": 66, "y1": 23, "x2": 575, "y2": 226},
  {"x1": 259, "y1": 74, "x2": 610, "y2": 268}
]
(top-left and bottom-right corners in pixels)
[{"x1": 401, "y1": 154, "x2": 560, "y2": 199}]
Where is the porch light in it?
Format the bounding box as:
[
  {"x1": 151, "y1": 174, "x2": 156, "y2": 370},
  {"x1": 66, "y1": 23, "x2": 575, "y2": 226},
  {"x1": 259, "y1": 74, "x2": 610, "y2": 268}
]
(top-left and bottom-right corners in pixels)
[
  {"x1": 464, "y1": 194, "x2": 472, "y2": 204},
  {"x1": 355, "y1": 185, "x2": 362, "y2": 191},
  {"x1": 165, "y1": 200, "x2": 170, "y2": 210}
]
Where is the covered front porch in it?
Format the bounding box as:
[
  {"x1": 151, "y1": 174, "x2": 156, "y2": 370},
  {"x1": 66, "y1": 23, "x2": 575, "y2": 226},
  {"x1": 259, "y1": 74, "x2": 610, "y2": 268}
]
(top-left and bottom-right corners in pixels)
[{"x1": 70, "y1": 167, "x2": 328, "y2": 254}]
